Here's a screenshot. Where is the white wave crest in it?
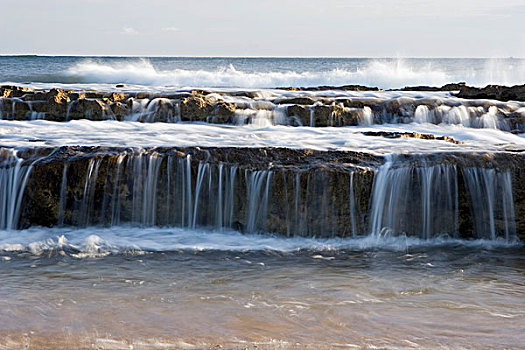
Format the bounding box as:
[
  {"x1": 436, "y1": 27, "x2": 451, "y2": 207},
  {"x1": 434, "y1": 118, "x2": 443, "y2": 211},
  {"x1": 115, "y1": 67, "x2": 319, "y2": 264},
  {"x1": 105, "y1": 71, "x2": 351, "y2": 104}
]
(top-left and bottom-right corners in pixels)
[
  {"x1": 59, "y1": 58, "x2": 525, "y2": 90},
  {"x1": 62, "y1": 59, "x2": 453, "y2": 89},
  {"x1": 12, "y1": 58, "x2": 525, "y2": 90}
]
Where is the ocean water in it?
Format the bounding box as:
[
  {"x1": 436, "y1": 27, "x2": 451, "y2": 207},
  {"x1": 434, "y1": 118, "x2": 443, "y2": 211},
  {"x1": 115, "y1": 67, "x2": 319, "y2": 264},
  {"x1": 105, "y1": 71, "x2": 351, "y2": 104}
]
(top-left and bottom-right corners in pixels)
[
  {"x1": 1, "y1": 56, "x2": 525, "y2": 349},
  {"x1": 0, "y1": 226, "x2": 524, "y2": 349},
  {"x1": 1, "y1": 56, "x2": 525, "y2": 89}
]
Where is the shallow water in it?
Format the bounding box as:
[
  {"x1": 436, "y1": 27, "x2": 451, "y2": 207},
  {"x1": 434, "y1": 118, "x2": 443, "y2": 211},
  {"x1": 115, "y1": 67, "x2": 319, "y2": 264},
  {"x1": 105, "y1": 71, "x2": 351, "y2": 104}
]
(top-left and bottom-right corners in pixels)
[
  {"x1": 0, "y1": 227, "x2": 523, "y2": 349},
  {"x1": 1, "y1": 120, "x2": 524, "y2": 154}
]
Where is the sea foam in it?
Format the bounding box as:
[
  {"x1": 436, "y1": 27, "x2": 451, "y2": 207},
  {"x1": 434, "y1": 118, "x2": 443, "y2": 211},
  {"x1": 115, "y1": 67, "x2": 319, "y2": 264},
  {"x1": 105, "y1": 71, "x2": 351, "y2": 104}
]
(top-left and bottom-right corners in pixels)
[
  {"x1": 0, "y1": 120, "x2": 523, "y2": 153},
  {"x1": 0, "y1": 226, "x2": 520, "y2": 257}
]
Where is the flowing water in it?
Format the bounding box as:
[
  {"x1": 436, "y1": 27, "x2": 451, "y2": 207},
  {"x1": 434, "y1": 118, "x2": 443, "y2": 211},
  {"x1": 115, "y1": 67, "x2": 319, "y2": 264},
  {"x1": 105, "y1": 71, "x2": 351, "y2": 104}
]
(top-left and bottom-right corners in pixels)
[
  {"x1": 0, "y1": 228, "x2": 523, "y2": 349},
  {"x1": 0, "y1": 56, "x2": 524, "y2": 349}
]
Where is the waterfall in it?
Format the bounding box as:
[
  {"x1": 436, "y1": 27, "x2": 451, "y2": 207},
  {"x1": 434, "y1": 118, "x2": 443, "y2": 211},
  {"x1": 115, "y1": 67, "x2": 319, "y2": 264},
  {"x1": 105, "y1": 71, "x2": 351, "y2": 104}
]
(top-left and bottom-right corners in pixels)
[
  {"x1": 140, "y1": 98, "x2": 177, "y2": 123},
  {"x1": 369, "y1": 156, "x2": 516, "y2": 240},
  {"x1": 245, "y1": 170, "x2": 272, "y2": 233},
  {"x1": 183, "y1": 155, "x2": 193, "y2": 227},
  {"x1": 369, "y1": 156, "x2": 394, "y2": 237},
  {"x1": 349, "y1": 172, "x2": 358, "y2": 237},
  {"x1": 479, "y1": 106, "x2": 499, "y2": 129},
  {"x1": 309, "y1": 108, "x2": 315, "y2": 127},
  {"x1": 0, "y1": 150, "x2": 34, "y2": 230},
  {"x1": 359, "y1": 106, "x2": 374, "y2": 126},
  {"x1": 57, "y1": 163, "x2": 68, "y2": 226},
  {"x1": 192, "y1": 162, "x2": 209, "y2": 229},
  {"x1": 109, "y1": 155, "x2": 125, "y2": 226},
  {"x1": 142, "y1": 154, "x2": 163, "y2": 225},
  {"x1": 126, "y1": 98, "x2": 150, "y2": 122},
  {"x1": 0, "y1": 148, "x2": 519, "y2": 241},
  {"x1": 79, "y1": 158, "x2": 102, "y2": 226},
  {"x1": 233, "y1": 108, "x2": 284, "y2": 126},
  {"x1": 462, "y1": 168, "x2": 516, "y2": 241},
  {"x1": 224, "y1": 166, "x2": 237, "y2": 228},
  {"x1": 414, "y1": 105, "x2": 433, "y2": 124}
]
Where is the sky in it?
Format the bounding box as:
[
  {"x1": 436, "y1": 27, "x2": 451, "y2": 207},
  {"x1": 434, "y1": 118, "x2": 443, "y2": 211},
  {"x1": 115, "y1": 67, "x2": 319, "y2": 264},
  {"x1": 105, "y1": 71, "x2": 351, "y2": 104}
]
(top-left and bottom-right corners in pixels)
[{"x1": 2, "y1": 0, "x2": 525, "y2": 57}]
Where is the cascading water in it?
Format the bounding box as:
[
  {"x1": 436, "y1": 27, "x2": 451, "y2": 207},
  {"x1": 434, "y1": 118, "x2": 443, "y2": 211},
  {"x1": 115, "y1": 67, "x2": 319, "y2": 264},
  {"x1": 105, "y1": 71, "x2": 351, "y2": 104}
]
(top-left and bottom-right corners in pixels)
[
  {"x1": 0, "y1": 150, "x2": 34, "y2": 230},
  {"x1": 462, "y1": 168, "x2": 516, "y2": 241},
  {"x1": 245, "y1": 170, "x2": 272, "y2": 233},
  {"x1": 57, "y1": 163, "x2": 68, "y2": 226},
  {"x1": 0, "y1": 148, "x2": 518, "y2": 241},
  {"x1": 3, "y1": 57, "x2": 525, "y2": 350},
  {"x1": 368, "y1": 156, "x2": 516, "y2": 241}
]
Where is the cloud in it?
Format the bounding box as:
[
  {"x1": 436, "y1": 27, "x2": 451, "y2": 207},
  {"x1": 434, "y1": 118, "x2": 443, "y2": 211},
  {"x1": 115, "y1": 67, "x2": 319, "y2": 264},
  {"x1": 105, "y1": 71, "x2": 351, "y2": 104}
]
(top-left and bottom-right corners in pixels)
[
  {"x1": 121, "y1": 27, "x2": 139, "y2": 35},
  {"x1": 162, "y1": 26, "x2": 181, "y2": 32}
]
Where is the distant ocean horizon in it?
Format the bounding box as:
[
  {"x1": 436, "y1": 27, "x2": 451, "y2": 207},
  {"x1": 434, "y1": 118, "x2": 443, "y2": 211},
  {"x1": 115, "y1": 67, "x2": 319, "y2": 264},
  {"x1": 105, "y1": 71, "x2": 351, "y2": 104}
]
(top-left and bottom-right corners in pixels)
[{"x1": 1, "y1": 56, "x2": 524, "y2": 90}]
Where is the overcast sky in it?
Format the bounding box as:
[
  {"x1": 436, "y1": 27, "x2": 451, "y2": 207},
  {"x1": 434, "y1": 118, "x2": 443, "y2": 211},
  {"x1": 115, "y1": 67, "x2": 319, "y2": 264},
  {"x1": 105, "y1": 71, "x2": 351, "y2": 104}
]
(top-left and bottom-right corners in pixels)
[{"x1": 2, "y1": 0, "x2": 524, "y2": 57}]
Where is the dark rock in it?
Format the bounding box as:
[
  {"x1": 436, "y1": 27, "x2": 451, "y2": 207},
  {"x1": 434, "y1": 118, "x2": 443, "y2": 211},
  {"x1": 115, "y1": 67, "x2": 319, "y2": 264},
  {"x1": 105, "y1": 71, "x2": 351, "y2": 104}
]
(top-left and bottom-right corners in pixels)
[
  {"x1": 110, "y1": 102, "x2": 129, "y2": 121},
  {"x1": 397, "y1": 82, "x2": 467, "y2": 91},
  {"x1": 103, "y1": 92, "x2": 127, "y2": 102},
  {"x1": 214, "y1": 101, "x2": 236, "y2": 117},
  {"x1": 229, "y1": 91, "x2": 262, "y2": 99},
  {"x1": 279, "y1": 85, "x2": 380, "y2": 92},
  {"x1": 13, "y1": 100, "x2": 31, "y2": 120},
  {"x1": 456, "y1": 84, "x2": 525, "y2": 102},
  {"x1": 362, "y1": 131, "x2": 463, "y2": 144},
  {"x1": 41, "y1": 89, "x2": 70, "y2": 121},
  {"x1": 69, "y1": 92, "x2": 87, "y2": 101},
  {"x1": 208, "y1": 102, "x2": 236, "y2": 123},
  {"x1": 313, "y1": 104, "x2": 358, "y2": 127},
  {"x1": 68, "y1": 99, "x2": 106, "y2": 121},
  {"x1": 180, "y1": 95, "x2": 210, "y2": 121},
  {"x1": 276, "y1": 97, "x2": 317, "y2": 105},
  {"x1": 287, "y1": 105, "x2": 310, "y2": 125},
  {"x1": 0, "y1": 85, "x2": 30, "y2": 98}
]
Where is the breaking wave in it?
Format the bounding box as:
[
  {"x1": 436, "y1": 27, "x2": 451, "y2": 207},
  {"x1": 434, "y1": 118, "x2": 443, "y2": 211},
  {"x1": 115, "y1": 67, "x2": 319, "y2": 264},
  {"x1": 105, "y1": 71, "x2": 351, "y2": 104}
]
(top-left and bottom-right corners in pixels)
[{"x1": 23, "y1": 58, "x2": 525, "y2": 89}]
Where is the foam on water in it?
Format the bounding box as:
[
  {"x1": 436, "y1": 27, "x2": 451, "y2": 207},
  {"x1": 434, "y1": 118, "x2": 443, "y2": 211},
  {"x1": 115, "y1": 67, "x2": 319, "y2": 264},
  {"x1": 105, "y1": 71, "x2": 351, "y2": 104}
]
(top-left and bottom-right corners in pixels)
[
  {"x1": 0, "y1": 120, "x2": 524, "y2": 154},
  {"x1": 0, "y1": 226, "x2": 520, "y2": 257}
]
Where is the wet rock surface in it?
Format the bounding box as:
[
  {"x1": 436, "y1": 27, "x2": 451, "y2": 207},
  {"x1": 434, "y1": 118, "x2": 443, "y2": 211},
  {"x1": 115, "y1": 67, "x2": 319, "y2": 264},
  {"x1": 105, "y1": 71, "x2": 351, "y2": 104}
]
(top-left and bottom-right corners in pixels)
[
  {"x1": 362, "y1": 131, "x2": 464, "y2": 144},
  {"x1": 456, "y1": 84, "x2": 525, "y2": 102},
  {"x1": 279, "y1": 85, "x2": 380, "y2": 92}
]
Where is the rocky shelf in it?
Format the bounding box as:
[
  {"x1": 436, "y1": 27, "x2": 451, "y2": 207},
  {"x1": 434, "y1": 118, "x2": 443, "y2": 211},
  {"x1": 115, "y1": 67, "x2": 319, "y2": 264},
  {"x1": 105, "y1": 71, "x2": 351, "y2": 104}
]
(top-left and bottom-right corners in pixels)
[
  {"x1": 1, "y1": 85, "x2": 524, "y2": 132},
  {"x1": 1, "y1": 146, "x2": 524, "y2": 240}
]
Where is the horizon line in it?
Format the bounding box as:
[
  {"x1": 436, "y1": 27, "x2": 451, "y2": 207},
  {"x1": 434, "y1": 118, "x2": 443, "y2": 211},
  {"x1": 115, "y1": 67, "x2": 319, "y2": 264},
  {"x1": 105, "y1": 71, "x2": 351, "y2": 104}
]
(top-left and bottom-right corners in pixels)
[{"x1": 0, "y1": 54, "x2": 523, "y2": 59}]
